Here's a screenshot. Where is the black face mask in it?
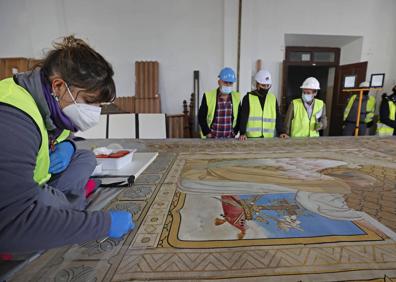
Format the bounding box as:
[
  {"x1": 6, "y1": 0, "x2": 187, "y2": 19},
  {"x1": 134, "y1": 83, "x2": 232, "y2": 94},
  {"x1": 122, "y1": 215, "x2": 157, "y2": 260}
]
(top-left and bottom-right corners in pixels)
[{"x1": 257, "y1": 88, "x2": 269, "y2": 95}]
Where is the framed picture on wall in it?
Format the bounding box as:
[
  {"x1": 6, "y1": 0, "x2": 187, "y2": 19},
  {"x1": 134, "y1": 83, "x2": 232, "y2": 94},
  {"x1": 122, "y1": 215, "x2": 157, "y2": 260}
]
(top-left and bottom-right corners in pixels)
[
  {"x1": 343, "y1": 75, "x2": 356, "y2": 89},
  {"x1": 370, "y1": 73, "x2": 385, "y2": 88}
]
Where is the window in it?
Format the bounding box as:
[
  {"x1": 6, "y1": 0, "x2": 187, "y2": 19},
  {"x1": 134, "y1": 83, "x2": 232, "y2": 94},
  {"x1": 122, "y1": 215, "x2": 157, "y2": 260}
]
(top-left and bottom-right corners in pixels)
[
  {"x1": 285, "y1": 47, "x2": 340, "y2": 66},
  {"x1": 313, "y1": 52, "x2": 335, "y2": 63},
  {"x1": 289, "y1": 52, "x2": 311, "y2": 62}
]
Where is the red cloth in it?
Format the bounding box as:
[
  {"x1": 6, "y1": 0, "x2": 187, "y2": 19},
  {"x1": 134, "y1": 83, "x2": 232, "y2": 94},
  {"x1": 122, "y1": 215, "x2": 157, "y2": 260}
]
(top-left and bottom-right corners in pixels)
[
  {"x1": 0, "y1": 253, "x2": 13, "y2": 261},
  {"x1": 220, "y1": 195, "x2": 246, "y2": 232},
  {"x1": 84, "y1": 179, "x2": 97, "y2": 198}
]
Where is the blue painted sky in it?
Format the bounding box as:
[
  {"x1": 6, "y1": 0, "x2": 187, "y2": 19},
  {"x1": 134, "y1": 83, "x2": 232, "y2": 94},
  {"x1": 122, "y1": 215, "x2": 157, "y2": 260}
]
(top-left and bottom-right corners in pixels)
[{"x1": 239, "y1": 193, "x2": 365, "y2": 238}]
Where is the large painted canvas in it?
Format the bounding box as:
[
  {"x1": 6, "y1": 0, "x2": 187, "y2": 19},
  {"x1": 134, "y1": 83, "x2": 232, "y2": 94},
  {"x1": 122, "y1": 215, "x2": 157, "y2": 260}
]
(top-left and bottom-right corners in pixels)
[{"x1": 11, "y1": 137, "x2": 396, "y2": 281}]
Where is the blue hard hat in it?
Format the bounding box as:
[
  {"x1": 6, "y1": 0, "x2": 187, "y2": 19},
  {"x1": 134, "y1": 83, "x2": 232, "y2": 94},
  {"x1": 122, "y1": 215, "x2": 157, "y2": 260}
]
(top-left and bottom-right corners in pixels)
[{"x1": 218, "y1": 67, "x2": 236, "y2": 83}]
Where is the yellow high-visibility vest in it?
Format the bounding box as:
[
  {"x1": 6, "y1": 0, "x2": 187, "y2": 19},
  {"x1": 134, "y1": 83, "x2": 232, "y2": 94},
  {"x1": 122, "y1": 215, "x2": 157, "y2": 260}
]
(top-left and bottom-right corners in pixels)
[
  {"x1": 0, "y1": 78, "x2": 70, "y2": 185},
  {"x1": 377, "y1": 100, "x2": 395, "y2": 136},
  {"x1": 200, "y1": 89, "x2": 240, "y2": 138},
  {"x1": 343, "y1": 95, "x2": 376, "y2": 124},
  {"x1": 245, "y1": 92, "x2": 276, "y2": 138},
  {"x1": 291, "y1": 98, "x2": 324, "y2": 138}
]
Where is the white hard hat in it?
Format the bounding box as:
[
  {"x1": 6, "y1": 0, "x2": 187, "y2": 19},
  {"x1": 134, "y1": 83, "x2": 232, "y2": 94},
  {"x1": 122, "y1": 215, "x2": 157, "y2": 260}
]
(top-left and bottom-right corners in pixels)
[
  {"x1": 300, "y1": 77, "x2": 320, "y2": 90},
  {"x1": 255, "y1": 69, "x2": 272, "y2": 85},
  {"x1": 359, "y1": 81, "x2": 370, "y2": 88}
]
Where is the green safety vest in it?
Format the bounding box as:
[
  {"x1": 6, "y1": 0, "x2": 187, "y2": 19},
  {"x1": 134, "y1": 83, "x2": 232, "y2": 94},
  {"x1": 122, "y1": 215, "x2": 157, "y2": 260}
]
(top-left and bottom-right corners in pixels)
[
  {"x1": 245, "y1": 92, "x2": 276, "y2": 138},
  {"x1": 377, "y1": 100, "x2": 395, "y2": 136},
  {"x1": 291, "y1": 98, "x2": 324, "y2": 138},
  {"x1": 200, "y1": 89, "x2": 240, "y2": 138},
  {"x1": 343, "y1": 95, "x2": 376, "y2": 124},
  {"x1": 0, "y1": 78, "x2": 70, "y2": 186}
]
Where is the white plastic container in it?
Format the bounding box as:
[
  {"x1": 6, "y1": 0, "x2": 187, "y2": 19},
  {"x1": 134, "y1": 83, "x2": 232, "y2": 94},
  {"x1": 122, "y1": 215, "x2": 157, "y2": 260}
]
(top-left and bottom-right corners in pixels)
[
  {"x1": 92, "y1": 163, "x2": 103, "y2": 176},
  {"x1": 95, "y1": 149, "x2": 136, "y2": 170}
]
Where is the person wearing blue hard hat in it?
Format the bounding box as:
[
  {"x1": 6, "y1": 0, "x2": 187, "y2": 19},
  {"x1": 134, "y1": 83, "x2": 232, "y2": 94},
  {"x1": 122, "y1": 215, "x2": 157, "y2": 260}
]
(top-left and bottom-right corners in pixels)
[{"x1": 198, "y1": 67, "x2": 241, "y2": 138}]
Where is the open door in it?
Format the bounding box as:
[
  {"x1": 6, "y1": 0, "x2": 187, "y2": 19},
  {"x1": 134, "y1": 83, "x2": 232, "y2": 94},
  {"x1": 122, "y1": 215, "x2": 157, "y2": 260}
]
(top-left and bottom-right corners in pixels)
[
  {"x1": 280, "y1": 60, "x2": 288, "y2": 114},
  {"x1": 329, "y1": 62, "x2": 367, "y2": 136}
]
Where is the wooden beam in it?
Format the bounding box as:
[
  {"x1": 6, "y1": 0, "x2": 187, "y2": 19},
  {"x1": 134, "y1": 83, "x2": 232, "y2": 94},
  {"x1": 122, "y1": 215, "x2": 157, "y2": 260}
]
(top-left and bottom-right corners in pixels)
[{"x1": 236, "y1": 0, "x2": 242, "y2": 91}]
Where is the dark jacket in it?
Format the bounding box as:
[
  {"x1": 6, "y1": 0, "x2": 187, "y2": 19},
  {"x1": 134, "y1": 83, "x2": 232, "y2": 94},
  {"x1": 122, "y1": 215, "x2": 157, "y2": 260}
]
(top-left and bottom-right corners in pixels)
[{"x1": 379, "y1": 93, "x2": 396, "y2": 135}]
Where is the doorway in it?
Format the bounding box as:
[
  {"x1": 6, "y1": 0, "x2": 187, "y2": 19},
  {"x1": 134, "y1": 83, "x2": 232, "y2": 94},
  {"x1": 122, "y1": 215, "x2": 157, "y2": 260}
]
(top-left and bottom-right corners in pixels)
[
  {"x1": 282, "y1": 58, "x2": 367, "y2": 136},
  {"x1": 329, "y1": 62, "x2": 368, "y2": 136},
  {"x1": 281, "y1": 46, "x2": 341, "y2": 136}
]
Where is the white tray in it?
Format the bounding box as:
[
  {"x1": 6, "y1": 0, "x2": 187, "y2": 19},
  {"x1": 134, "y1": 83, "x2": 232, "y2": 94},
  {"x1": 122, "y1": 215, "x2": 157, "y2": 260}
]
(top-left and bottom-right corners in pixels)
[{"x1": 95, "y1": 149, "x2": 136, "y2": 170}]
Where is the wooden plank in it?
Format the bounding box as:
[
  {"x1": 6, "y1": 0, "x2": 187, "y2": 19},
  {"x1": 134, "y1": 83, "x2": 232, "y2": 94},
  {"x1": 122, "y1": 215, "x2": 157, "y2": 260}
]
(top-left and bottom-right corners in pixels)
[
  {"x1": 135, "y1": 62, "x2": 139, "y2": 97},
  {"x1": 1, "y1": 57, "x2": 29, "y2": 79},
  {"x1": 135, "y1": 97, "x2": 161, "y2": 113},
  {"x1": 154, "y1": 61, "x2": 159, "y2": 97}
]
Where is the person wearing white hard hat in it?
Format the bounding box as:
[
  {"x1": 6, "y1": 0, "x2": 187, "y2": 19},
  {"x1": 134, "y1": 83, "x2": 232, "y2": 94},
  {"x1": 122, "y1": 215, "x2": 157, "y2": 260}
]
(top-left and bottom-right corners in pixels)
[
  {"x1": 342, "y1": 81, "x2": 376, "y2": 136},
  {"x1": 239, "y1": 69, "x2": 282, "y2": 140},
  {"x1": 198, "y1": 67, "x2": 241, "y2": 139},
  {"x1": 281, "y1": 77, "x2": 327, "y2": 138}
]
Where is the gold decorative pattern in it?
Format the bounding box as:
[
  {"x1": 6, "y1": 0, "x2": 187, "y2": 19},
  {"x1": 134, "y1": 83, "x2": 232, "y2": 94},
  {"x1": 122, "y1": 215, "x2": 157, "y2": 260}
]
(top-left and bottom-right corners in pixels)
[{"x1": 11, "y1": 138, "x2": 396, "y2": 281}]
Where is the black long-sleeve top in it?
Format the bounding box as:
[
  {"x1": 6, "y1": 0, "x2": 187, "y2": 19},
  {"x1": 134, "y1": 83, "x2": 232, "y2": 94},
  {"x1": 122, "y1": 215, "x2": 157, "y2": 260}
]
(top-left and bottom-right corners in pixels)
[
  {"x1": 379, "y1": 94, "x2": 396, "y2": 135},
  {"x1": 198, "y1": 88, "x2": 241, "y2": 136},
  {"x1": 239, "y1": 91, "x2": 283, "y2": 136}
]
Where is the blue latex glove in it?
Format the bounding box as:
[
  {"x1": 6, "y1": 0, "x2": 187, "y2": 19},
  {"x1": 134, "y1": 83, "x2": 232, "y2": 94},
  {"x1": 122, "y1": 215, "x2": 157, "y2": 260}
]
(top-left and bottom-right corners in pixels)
[
  {"x1": 108, "y1": 211, "x2": 135, "y2": 238},
  {"x1": 49, "y1": 141, "x2": 75, "y2": 174}
]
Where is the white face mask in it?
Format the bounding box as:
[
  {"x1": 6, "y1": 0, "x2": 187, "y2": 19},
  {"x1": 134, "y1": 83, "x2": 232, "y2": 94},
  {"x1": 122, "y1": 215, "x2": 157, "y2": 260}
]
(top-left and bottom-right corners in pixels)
[
  {"x1": 221, "y1": 85, "x2": 233, "y2": 94},
  {"x1": 302, "y1": 93, "x2": 314, "y2": 103},
  {"x1": 62, "y1": 84, "x2": 102, "y2": 131}
]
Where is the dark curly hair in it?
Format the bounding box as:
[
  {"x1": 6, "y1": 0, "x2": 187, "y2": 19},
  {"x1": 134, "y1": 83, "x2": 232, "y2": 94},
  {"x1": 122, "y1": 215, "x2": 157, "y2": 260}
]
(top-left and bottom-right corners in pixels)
[{"x1": 40, "y1": 35, "x2": 116, "y2": 103}]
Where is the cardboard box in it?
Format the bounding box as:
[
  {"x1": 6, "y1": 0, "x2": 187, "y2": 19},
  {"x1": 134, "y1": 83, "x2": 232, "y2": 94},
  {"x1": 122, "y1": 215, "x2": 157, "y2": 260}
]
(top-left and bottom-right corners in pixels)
[
  {"x1": 135, "y1": 61, "x2": 159, "y2": 98},
  {"x1": 113, "y1": 96, "x2": 136, "y2": 113}
]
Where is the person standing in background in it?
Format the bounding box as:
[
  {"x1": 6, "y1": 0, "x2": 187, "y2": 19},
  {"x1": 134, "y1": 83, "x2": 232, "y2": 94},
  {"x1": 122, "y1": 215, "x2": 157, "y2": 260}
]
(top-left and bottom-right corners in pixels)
[{"x1": 198, "y1": 67, "x2": 241, "y2": 139}]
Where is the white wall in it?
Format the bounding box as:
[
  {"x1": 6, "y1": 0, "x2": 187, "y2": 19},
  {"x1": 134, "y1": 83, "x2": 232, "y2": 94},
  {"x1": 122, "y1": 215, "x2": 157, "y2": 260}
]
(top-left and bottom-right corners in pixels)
[
  {"x1": 223, "y1": 0, "x2": 239, "y2": 71},
  {"x1": 0, "y1": 0, "x2": 226, "y2": 114},
  {"x1": 0, "y1": 1, "x2": 33, "y2": 56},
  {"x1": 340, "y1": 38, "x2": 363, "y2": 66},
  {"x1": 1, "y1": 0, "x2": 396, "y2": 113},
  {"x1": 240, "y1": 0, "x2": 396, "y2": 99}
]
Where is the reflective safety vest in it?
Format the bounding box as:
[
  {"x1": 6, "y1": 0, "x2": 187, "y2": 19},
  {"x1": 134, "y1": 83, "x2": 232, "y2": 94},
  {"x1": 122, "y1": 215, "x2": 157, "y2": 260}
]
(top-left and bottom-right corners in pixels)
[
  {"x1": 245, "y1": 92, "x2": 276, "y2": 138},
  {"x1": 0, "y1": 78, "x2": 70, "y2": 186},
  {"x1": 291, "y1": 98, "x2": 324, "y2": 138},
  {"x1": 377, "y1": 100, "x2": 395, "y2": 136},
  {"x1": 56, "y1": 129, "x2": 71, "y2": 143},
  {"x1": 343, "y1": 95, "x2": 376, "y2": 124},
  {"x1": 200, "y1": 89, "x2": 240, "y2": 138}
]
